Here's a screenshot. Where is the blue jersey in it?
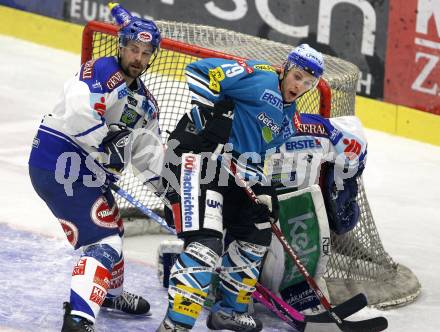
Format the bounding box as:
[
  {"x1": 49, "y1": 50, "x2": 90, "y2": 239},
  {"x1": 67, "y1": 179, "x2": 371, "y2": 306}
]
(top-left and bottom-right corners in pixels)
[
  {"x1": 186, "y1": 58, "x2": 299, "y2": 164},
  {"x1": 29, "y1": 56, "x2": 160, "y2": 180}
]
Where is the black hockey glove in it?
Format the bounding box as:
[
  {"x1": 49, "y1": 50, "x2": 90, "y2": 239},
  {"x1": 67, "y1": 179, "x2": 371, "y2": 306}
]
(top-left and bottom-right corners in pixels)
[
  {"x1": 241, "y1": 184, "x2": 280, "y2": 226},
  {"x1": 200, "y1": 99, "x2": 235, "y2": 148},
  {"x1": 102, "y1": 128, "x2": 132, "y2": 173}
]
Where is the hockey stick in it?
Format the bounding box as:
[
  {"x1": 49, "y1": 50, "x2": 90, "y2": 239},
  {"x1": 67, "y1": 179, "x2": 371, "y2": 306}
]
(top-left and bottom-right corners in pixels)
[
  {"x1": 109, "y1": 183, "x2": 175, "y2": 234},
  {"x1": 255, "y1": 283, "x2": 387, "y2": 332},
  {"x1": 217, "y1": 157, "x2": 388, "y2": 331},
  {"x1": 110, "y1": 182, "x2": 386, "y2": 331}
]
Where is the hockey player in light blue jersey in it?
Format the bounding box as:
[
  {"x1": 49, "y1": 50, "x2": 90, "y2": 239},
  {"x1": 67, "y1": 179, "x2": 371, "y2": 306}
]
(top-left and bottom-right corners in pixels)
[
  {"x1": 157, "y1": 44, "x2": 325, "y2": 331},
  {"x1": 28, "y1": 3, "x2": 163, "y2": 332}
]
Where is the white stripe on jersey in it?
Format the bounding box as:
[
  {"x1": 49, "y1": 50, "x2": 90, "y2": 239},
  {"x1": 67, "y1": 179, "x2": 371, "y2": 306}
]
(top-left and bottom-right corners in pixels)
[
  {"x1": 186, "y1": 73, "x2": 219, "y2": 98},
  {"x1": 185, "y1": 70, "x2": 210, "y2": 86},
  {"x1": 190, "y1": 94, "x2": 214, "y2": 108}
]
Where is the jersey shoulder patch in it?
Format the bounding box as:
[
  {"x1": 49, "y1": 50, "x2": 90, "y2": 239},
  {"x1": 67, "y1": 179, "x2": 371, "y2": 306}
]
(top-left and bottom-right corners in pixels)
[
  {"x1": 251, "y1": 60, "x2": 277, "y2": 73},
  {"x1": 80, "y1": 57, "x2": 125, "y2": 93},
  {"x1": 296, "y1": 113, "x2": 329, "y2": 137}
]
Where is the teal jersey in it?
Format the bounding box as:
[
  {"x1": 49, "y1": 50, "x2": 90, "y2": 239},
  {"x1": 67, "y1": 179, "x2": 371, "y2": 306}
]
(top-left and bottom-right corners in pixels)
[{"x1": 186, "y1": 58, "x2": 300, "y2": 161}]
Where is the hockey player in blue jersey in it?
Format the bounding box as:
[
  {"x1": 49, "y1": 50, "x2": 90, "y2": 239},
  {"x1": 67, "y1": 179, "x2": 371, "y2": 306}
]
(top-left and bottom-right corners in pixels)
[
  {"x1": 28, "y1": 3, "x2": 163, "y2": 332},
  {"x1": 157, "y1": 44, "x2": 325, "y2": 331}
]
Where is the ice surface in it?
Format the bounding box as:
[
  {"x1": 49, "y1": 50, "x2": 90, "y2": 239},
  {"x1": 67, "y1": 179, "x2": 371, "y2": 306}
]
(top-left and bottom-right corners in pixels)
[{"x1": 0, "y1": 35, "x2": 439, "y2": 331}]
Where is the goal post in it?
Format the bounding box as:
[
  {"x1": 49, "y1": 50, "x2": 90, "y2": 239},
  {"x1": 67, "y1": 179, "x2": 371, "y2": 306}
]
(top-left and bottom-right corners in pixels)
[{"x1": 81, "y1": 20, "x2": 420, "y2": 309}]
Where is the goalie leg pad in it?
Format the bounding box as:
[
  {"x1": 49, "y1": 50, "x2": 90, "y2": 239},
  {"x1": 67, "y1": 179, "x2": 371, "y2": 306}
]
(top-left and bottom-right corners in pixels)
[
  {"x1": 166, "y1": 237, "x2": 221, "y2": 328},
  {"x1": 219, "y1": 240, "x2": 267, "y2": 313}
]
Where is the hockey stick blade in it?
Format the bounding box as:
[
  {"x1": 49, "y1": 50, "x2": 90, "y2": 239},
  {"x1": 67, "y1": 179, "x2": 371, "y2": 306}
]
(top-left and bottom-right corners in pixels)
[
  {"x1": 304, "y1": 293, "x2": 367, "y2": 323},
  {"x1": 340, "y1": 316, "x2": 388, "y2": 332},
  {"x1": 305, "y1": 294, "x2": 388, "y2": 332},
  {"x1": 254, "y1": 287, "x2": 387, "y2": 332}
]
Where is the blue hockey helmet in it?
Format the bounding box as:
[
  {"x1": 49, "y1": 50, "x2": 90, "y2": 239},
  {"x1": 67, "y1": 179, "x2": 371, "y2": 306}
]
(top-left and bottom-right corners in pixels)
[
  {"x1": 118, "y1": 17, "x2": 162, "y2": 51},
  {"x1": 109, "y1": 3, "x2": 161, "y2": 51},
  {"x1": 285, "y1": 44, "x2": 324, "y2": 78}
]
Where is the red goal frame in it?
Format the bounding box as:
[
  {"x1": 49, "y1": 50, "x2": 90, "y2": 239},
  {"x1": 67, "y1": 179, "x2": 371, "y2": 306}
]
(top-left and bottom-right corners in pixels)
[{"x1": 82, "y1": 21, "x2": 331, "y2": 118}]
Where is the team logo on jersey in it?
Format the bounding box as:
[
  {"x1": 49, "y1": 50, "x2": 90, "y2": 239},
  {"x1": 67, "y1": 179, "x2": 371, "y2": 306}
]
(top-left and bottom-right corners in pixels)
[
  {"x1": 208, "y1": 67, "x2": 225, "y2": 93},
  {"x1": 262, "y1": 126, "x2": 273, "y2": 143},
  {"x1": 93, "y1": 96, "x2": 106, "y2": 116},
  {"x1": 297, "y1": 123, "x2": 326, "y2": 136},
  {"x1": 82, "y1": 59, "x2": 96, "y2": 80},
  {"x1": 92, "y1": 80, "x2": 102, "y2": 91},
  {"x1": 127, "y1": 96, "x2": 138, "y2": 107},
  {"x1": 258, "y1": 112, "x2": 281, "y2": 134},
  {"x1": 106, "y1": 71, "x2": 124, "y2": 90},
  {"x1": 180, "y1": 153, "x2": 200, "y2": 232},
  {"x1": 91, "y1": 196, "x2": 119, "y2": 229},
  {"x1": 260, "y1": 89, "x2": 283, "y2": 112},
  {"x1": 284, "y1": 138, "x2": 322, "y2": 151},
  {"x1": 254, "y1": 64, "x2": 276, "y2": 73},
  {"x1": 120, "y1": 105, "x2": 141, "y2": 126},
  {"x1": 137, "y1": 31, "x2": 152, "y2": 43},
  {"x1": 59, "y1": 219, "x2": 78, "y2": 247},
  {"x1": 117, "y1": 87, "x2": 129, "y2": 99}
]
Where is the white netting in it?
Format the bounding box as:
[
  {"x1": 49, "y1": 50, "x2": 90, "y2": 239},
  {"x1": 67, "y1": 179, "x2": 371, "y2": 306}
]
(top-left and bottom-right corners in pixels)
[{"x1": 83, "y1": 21, "x2": 420, "y2": 308}]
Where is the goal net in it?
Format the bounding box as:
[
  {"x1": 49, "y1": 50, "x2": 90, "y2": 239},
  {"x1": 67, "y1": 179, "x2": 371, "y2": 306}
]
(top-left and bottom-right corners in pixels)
[{"x1": 82, "y1": 20, "x2": 421, "y2": 309}]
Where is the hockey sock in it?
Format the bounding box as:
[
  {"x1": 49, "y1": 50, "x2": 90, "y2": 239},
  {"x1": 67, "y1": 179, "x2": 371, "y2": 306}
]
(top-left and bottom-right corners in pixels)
[
  {"x1": 218, "y1": 240, "x2": 267, "y2": 313},
  {"x1": 106, "y1": 254, "x2": 124, "y2": 298},
  {"x1": 167, "y1": 241, "x2": 220, "y2": 328},
  {"x1": 70, "y1": 244, "x2": 119, "y2": 323}
]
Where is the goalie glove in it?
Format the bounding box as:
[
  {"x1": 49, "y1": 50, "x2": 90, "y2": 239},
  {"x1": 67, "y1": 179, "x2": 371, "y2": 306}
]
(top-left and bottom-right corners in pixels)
[{"x1": 102, "y1": 127, "x2": 132, "y2": 173}]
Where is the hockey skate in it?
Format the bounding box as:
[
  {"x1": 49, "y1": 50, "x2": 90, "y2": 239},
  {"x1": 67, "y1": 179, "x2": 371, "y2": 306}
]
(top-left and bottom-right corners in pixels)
[
  {"x1": 61, "y1": 302, "x2": 95, "y2": 332},
  {"x1": 156, "y1": 317, "x2": 190, "y2": 331},
  {"x1": 206, "y1": 302, "x2": 263, "y2": 332},
  {"x1": 101, "y1": 290, "x2": 150, "y2": 315}
]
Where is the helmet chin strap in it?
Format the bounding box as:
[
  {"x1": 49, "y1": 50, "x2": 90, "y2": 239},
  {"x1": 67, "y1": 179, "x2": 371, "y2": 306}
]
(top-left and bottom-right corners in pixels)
[{"x1": 140, "y1": 48, "x2": 159, "y2": 76}]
